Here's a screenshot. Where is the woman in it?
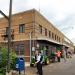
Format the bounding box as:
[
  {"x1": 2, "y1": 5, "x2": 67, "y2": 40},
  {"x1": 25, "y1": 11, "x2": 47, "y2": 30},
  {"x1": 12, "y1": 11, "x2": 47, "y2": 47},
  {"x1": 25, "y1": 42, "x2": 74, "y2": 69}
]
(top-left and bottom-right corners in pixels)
[{"x1": 56, "y1": 50, "x2": 61, "y2": 62}]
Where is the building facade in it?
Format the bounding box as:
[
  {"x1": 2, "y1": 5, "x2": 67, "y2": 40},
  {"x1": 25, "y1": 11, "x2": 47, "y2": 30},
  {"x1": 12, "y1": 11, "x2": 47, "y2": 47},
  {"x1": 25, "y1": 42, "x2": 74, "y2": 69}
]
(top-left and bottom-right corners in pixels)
[{"x1": 0, "y1": 9, "x2": 74, "y2": 62}]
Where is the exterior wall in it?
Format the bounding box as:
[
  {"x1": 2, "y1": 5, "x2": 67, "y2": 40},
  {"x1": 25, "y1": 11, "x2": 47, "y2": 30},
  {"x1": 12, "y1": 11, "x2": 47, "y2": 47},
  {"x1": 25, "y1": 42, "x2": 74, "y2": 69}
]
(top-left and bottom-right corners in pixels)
[
  {"x1": 63, "y1": 36, "x2": 74, "y2": 53},
  {"x1": 0, "y1": 10, "x2": 35, "y2": 62},
  {"x1": 0, "y1": 10, "x2": 34, "y2": 42},
  {"x1": 34, "y1": 10, "x2": 64, "y2": 45},
  {"x1": 13, "y1": 40, "x2": 30, "y2": 62}
]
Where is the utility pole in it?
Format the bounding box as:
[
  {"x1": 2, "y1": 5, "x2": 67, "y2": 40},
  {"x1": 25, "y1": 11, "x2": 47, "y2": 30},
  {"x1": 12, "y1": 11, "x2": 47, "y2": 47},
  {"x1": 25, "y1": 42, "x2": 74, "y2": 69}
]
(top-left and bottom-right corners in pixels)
[
  {"x1": 0, "y1": 0, "x2": 12, "y2": 73},
  {"x1": 0, "y1": 10, "x2": 9, "y2": 20},
  {"x1": 7, "y1": 0, "x2": 12, "y2": 73}
]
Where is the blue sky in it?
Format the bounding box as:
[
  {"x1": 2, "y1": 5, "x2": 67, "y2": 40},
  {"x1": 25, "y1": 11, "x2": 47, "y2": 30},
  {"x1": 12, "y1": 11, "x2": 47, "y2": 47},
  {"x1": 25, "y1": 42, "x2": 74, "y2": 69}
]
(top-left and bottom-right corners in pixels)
[{"x1": 0, "y1": 0, "x2": 75, "y2": 43}]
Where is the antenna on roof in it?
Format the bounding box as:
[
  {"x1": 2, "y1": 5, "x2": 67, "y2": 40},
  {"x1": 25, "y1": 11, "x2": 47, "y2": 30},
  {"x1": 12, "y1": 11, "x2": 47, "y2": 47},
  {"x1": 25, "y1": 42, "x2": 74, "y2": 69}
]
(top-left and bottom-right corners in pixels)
[{"x1": 39, "y1": 0, "x2": 40, "y2": 12}]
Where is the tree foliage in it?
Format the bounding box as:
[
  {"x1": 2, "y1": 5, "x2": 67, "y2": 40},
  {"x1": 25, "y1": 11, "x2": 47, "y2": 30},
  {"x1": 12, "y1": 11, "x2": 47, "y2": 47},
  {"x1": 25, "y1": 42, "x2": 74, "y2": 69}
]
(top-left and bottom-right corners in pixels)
[{"x1": 0, "y1": 47, "x2": 17, "y2": 69}]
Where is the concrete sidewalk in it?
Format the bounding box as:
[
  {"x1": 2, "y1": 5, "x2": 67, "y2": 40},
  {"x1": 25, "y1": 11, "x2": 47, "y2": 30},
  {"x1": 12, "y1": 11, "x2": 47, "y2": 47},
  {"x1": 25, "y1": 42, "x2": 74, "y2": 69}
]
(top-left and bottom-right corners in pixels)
[{"x1": 25, "y1": 62, "x2": 36, "y2": 75}]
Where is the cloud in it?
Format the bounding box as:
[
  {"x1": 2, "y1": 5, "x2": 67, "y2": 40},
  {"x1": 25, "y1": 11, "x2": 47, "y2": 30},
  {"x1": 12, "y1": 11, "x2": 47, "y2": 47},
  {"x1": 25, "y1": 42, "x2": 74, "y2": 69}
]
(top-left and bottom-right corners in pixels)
[
  {"x1": 0, "y1": 0, "x2": 75, "y2": 43},
  {"x1": 53, "y1": 14, "x2": 75, "y2": 43}
]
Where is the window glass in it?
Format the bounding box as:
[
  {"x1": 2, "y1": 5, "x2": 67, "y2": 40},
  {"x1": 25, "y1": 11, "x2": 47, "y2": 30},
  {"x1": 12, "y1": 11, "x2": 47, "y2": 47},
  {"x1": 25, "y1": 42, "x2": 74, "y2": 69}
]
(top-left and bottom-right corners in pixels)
[
  {"x1": 15, "y1": 44, "x2": 25, "y2": 55},
  {"x1": 39, "y1": 25, "x2": 42, "y2": 34},
  {"x1": 19, "y1": 24, "x2": 25, "y2": 33}
]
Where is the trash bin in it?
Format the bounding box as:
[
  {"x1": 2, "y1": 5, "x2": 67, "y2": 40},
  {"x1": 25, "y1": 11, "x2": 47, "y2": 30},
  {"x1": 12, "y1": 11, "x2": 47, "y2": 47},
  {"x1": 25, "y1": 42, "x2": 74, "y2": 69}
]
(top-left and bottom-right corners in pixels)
[{"x1": 15, "y1": 57, "x2": 25, "y2": 74}]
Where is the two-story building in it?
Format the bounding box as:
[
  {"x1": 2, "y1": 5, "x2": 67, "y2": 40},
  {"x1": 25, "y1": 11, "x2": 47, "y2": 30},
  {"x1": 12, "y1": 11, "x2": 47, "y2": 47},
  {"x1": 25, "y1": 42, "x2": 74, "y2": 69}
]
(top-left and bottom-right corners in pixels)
[{"x1": 0, "y1": 9, "x2": 74, "y2": 62}]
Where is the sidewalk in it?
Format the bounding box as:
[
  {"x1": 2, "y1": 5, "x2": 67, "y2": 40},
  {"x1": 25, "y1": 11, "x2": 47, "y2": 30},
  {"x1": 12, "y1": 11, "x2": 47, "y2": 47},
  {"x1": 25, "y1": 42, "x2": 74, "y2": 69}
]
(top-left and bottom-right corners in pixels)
[{"x1": 25, "y1": 62, "x2": 36, "y2": 75}]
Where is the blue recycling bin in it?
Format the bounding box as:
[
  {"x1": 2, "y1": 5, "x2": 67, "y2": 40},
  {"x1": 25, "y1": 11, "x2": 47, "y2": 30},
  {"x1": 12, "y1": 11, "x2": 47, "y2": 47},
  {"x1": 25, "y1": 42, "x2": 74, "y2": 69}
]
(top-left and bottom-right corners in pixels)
[{"x1": 15, "y1": 57, "x2": 25, "y2": 71}]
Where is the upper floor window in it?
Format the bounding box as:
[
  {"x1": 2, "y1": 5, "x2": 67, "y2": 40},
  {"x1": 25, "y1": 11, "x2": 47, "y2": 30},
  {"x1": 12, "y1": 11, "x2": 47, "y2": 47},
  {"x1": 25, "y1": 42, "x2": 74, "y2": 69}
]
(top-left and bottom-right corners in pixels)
[
  {"x1": 39, "y1": 25, "x2": 42, "y2": 34},
  {"x1": 59, "y1": 37, "x2": 60, "y2": 42},
  {"x1": 55, "y1": 34, "x2": 56, "y2": 40},
  {"x1": 45, "y1": 28, "x2": 47, "y2": 36},
  {"x1": 52, "y1": 32, "x2": 54, "y2": 39},
  {"x1": 19, "y1": 24, "x2": 25, "y2": 33},
  {"x1": 49, "y1": 31, "x2": 51, "y2": 37}
]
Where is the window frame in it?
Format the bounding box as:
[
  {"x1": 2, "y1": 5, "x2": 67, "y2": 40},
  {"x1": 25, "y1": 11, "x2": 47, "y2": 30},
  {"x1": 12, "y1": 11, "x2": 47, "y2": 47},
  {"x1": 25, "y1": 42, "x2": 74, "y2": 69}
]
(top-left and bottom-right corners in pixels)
[
  {"x1": 19, "y1": 24, "x2": 25, "y2": 33},
  {"x1": 39, "y1": 25, "x2": 42, "y2": 34},
  {"x1": 45, "y1": 28, "x2": 47, "y2": 36},
  {"x1": 15, "y1": 44, "x2": 25, "y2": 55}
]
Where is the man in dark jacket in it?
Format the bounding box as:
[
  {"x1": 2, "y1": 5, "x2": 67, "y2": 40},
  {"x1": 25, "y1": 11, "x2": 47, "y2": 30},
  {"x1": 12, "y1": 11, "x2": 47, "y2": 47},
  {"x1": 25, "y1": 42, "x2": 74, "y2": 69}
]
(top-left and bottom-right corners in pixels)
[{"x1": 35, "y1": 51, "x2": 43, "y2": 75}]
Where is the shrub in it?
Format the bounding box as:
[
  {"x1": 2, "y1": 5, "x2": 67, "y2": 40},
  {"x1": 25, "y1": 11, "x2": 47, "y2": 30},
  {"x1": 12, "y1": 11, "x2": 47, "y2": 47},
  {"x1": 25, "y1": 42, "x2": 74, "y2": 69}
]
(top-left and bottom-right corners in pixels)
[{"x1": 0, "y1": 47, "x2": 17, "y2": 70}]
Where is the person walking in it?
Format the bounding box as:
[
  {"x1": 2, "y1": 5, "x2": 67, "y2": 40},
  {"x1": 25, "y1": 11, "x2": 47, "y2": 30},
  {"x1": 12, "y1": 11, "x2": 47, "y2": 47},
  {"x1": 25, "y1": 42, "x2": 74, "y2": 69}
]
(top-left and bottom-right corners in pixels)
[
  {"x1": 56, "y1": 50, "x2": 61, "y2": 62},
  {"x1": 62, "y1": 50, "x2": 67, "y2": 62},
  {"x1": 35, "y1": 51, "x2": 43, "y2": 75}
]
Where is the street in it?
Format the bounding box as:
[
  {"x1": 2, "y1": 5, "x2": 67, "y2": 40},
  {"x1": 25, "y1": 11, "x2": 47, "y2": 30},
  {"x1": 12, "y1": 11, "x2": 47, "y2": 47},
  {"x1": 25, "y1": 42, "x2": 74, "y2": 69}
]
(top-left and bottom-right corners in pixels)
[{"x1": 25, "y1": 55, "x2": 75, "y2": 75}]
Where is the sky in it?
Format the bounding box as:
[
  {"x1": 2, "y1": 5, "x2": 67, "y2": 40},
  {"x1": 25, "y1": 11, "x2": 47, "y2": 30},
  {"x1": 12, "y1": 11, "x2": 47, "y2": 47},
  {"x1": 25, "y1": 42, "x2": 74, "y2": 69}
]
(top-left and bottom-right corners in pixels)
[{"x1": 0, "y1": 0, "x2": 75, "y2": 44}]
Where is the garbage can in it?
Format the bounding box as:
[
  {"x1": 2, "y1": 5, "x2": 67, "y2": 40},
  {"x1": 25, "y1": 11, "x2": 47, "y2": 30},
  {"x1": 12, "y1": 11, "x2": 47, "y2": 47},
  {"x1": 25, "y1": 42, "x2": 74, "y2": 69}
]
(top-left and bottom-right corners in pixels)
[{"x1": 15, "y1": 57, "x2": 25, "y2": 74}]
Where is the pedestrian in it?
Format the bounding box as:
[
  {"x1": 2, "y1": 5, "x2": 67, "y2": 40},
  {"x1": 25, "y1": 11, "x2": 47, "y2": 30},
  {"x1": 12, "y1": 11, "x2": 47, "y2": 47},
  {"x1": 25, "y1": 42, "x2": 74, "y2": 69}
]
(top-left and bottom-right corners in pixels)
[
  {"x1": 55, "y1": 50, "x2": 61, "y2": 62},
  {"x1": 62, "y1": 50, "x2": 67, "y2": 62},
  {"x1": 35, "y1": 51, "x2": 43, "y2": 75},
  {"x1": 68, "y1": 51, "x2": 72, "y2": 58}
]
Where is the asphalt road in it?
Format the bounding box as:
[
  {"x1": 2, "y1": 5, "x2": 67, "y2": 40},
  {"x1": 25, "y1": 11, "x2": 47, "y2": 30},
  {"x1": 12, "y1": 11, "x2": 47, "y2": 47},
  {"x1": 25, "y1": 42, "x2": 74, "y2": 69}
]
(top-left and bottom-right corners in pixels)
[{"x1": 43, "y1": 55, "x2": 75, "y2": 75}]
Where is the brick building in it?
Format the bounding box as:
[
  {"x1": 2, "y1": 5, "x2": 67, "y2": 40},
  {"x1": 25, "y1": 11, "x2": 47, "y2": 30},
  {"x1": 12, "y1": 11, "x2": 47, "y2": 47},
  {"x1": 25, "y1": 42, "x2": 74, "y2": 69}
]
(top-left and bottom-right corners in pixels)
[{"x1": 0, "y1": 9, "x2": 74, "y2": 62}]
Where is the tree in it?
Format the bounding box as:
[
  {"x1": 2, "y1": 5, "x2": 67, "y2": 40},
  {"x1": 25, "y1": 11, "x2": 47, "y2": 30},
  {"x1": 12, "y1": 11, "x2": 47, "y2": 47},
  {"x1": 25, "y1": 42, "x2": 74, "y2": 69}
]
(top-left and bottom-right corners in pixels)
[
  {"x1": 0, "y1": 47, "x2": 7, "y2": 68},
  {"x1": 10, "y1": 51, "x2": 17, "y2": 70},
  {"x1": 0, "y1": 47, "x2": 17, "y2": 69}
]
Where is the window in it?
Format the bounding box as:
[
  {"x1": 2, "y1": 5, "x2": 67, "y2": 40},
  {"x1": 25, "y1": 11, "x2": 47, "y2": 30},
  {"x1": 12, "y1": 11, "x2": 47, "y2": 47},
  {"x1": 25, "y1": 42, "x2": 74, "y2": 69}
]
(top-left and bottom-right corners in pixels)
[
  {"x1": 19, "y1": 44, "x2": 25, "y2": 55},
  {"x1": 55, "y1": 34, "x2": 56, "y2": 40},
  {"x1": 45, "y1": 28, "x2": 47, "y2": 36},
  {"x1": 59, "y1": 37, "x2": 60, "y2": 42},
  {"x1": 57, "y1": 36, "x2": 58, "y2": 41},
  {"x1": 49, "y1": 31, "x2": 51, "y2": 37},
  {"x1": 39, "y1": 25, "x2": 42, "y2": 34},
  {"x1": 6, "y1": 27, "x2": 9, "y2": 35},
  {"x1": 19, "y1": 24, "x2": 25, "y2": 33},
  {"x1": 15, "y1": 44, "x2": 25, "y2": 55},
  {"x1": 52, "y1": 32, "x2": 54, "y2": 39}
]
